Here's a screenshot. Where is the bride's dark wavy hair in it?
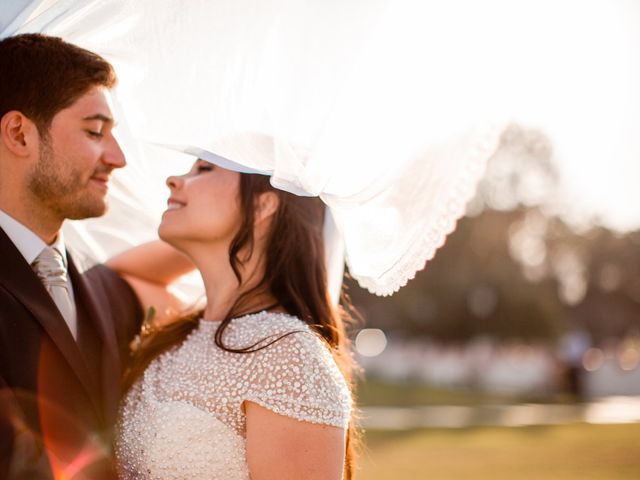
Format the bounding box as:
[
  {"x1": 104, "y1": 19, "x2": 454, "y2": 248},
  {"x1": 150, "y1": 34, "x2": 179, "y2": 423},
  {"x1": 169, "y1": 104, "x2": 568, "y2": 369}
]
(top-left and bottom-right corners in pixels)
[{"x1": 123, "y1": 172, "x2": 360, "y2": 479}]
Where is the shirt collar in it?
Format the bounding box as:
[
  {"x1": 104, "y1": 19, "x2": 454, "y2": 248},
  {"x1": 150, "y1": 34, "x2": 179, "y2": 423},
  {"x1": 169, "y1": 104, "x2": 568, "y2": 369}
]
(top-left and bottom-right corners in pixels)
[{"x1": 0, "y1": 209, "x2": 67, "y2": 266}]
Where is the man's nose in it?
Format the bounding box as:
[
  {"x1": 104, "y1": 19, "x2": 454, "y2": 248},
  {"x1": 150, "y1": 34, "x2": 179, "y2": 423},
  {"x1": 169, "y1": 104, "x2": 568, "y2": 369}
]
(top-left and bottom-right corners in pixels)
[{"x1": 103, "y1": 135, "x2": 126, "y2": 168}]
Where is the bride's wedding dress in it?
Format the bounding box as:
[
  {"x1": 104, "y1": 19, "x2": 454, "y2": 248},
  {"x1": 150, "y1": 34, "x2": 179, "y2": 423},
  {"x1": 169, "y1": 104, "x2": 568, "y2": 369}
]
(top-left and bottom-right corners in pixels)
[{"x1": 115, "y1": 311, "x2": 351, "y2": 479}]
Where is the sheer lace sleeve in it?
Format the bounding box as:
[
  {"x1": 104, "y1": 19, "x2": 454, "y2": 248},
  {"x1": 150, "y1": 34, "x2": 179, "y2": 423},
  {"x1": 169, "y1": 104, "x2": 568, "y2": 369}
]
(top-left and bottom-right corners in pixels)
[{"x1": 242, "y1": 326, "x2": 351, "y2": 429}]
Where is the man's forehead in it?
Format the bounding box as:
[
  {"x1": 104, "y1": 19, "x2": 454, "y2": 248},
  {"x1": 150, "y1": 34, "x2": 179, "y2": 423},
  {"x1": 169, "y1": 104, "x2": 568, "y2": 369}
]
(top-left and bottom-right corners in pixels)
[{"x1": 65, "y1": 86, "x2": 116, "y2": 121}]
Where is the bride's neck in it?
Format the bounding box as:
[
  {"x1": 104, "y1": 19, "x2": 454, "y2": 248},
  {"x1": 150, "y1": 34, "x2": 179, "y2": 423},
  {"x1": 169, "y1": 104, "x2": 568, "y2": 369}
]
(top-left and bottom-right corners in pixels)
[{"x1": 188, "y1": 242, "x2": 275, "y2": 322}]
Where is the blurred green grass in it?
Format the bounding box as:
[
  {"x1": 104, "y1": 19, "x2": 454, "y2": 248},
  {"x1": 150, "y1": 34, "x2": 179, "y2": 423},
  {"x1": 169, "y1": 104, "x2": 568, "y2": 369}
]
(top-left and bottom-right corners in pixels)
[
  {"x1": 358, "y1": 423, "x2": 640, "y2": 480},
  {"x1": 356, "y1": 378, "x2": 571, "y2": 406}
]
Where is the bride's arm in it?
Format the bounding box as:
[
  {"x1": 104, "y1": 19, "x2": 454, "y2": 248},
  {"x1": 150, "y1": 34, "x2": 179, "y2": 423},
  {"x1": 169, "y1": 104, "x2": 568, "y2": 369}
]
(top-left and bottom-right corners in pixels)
[
  {"x1": 106, "y1": 241, "x2": 196, "y2": 324},
  {"x1": 244, "y1": 401, "x2": 346, "y2": 480},
  {"x1": 106, "y1": 240, "x2": 194, "y2": 284}
]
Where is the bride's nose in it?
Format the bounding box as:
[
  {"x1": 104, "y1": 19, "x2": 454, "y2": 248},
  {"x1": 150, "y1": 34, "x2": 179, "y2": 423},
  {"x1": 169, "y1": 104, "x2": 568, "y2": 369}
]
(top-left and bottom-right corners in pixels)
[{"x1": 166, "y1": 174, "x2": 183, "y2": 189}]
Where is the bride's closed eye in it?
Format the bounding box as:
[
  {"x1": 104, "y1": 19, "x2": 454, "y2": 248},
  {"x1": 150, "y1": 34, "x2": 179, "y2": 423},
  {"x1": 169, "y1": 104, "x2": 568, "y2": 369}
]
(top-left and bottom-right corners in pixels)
[{"x1": 194, "y1": 162, "x2": 214, "y2": 174}]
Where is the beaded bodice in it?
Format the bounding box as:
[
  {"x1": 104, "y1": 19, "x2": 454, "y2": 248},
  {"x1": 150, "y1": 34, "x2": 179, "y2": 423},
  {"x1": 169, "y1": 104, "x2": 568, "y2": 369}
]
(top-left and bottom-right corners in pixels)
[{"x1": 115, "y1": 311, "x2": 351, "y2": 479}]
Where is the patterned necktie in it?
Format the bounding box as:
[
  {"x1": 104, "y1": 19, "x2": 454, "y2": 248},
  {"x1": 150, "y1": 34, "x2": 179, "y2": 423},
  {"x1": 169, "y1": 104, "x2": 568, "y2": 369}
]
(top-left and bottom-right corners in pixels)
[{"x1": 32, "y1": 246, "x2": 78, "y2": 340}]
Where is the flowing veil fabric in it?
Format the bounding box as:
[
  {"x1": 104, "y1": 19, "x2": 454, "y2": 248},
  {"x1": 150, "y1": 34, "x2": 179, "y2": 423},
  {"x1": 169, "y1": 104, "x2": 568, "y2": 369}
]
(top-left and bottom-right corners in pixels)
[{"x1": 1, "y1": 0, "x2": 506, "y2": 298}]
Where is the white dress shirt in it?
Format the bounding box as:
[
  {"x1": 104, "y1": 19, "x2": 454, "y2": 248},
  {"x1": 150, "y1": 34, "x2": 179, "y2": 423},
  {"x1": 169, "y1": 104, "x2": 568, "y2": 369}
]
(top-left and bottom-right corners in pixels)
[{"x1": 0, "y1": 208, "x2": 78, "y2": 339}]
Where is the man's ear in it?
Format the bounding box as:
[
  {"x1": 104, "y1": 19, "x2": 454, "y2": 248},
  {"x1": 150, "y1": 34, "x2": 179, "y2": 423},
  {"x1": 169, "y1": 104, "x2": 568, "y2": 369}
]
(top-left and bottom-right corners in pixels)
[
  {"x1": 255, "y1": 191, "x2": 280, "y2": 224},
  {"x1": 0, "y1": 111, "x2": 39, "y2": 158}
]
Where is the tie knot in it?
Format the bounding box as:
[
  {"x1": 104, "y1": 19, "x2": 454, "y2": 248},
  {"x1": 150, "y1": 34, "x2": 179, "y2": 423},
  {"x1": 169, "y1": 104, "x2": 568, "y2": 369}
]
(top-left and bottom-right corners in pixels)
[{"x1": 32, "y1": 247, "x2": 68, "y2": 287}]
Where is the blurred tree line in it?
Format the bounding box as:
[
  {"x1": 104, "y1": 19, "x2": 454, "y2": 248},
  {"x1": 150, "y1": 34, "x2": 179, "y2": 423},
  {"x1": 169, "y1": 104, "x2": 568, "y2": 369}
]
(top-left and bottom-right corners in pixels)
[{"x1": 346, "y1": 124, "x2": 640, "y2": 345}]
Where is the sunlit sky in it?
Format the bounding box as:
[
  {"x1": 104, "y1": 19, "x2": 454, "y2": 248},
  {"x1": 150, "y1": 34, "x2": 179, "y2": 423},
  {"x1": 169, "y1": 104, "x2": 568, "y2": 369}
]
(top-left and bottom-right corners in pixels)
[
  {"x1": 391, "y1": 0, "x2": 640, "y2": 232},
  {"x1": 538, "y1": 0, "x2": 640, "y2": 232}
]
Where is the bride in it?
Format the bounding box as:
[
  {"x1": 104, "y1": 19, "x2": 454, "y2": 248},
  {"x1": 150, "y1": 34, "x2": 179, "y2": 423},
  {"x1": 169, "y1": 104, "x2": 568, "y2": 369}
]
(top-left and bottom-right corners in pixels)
[{"x1": 107, "y1": 157, "x2": 356, "y2": 479}]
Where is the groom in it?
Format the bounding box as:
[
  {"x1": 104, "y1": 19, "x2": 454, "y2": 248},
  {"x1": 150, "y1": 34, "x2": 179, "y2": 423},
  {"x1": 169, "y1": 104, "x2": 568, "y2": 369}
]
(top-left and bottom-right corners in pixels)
[{"x1": 0, "y1": 34, "x2": 143, "y2": 479}]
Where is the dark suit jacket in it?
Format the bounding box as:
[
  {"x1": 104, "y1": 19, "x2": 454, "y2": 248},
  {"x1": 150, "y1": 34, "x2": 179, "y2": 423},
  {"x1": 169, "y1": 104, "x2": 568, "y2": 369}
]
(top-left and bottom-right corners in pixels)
[{"x1": 0, "y1": 227, "x2": 143, "y2": 480}]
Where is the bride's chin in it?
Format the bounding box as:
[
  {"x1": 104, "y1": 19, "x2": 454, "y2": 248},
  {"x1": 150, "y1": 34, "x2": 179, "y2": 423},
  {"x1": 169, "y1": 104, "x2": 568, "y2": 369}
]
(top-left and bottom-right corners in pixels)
[
  {"x1": 158, "y1": 232, "x2": 189, "y2": 256},
  {"x1": 158, "y1": 223, "x2": 178, "y2": 245}
]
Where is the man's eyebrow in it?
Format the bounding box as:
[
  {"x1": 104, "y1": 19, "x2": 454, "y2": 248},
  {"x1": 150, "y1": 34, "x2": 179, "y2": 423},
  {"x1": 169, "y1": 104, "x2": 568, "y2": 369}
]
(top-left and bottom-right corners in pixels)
[{"x1": 82, "y1": 113, "x2": 114, "y2": 123}]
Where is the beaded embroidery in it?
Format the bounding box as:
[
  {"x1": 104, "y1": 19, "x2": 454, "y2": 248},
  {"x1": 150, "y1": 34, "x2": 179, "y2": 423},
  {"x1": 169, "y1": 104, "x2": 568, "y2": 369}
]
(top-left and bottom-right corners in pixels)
[{"x1": 115, "y1": 311, "x2": 351, "y2": 479}]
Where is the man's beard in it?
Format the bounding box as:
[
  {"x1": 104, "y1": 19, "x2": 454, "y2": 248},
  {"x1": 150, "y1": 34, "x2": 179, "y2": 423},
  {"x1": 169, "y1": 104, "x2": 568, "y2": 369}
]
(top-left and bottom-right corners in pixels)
[{"x1": 28, "y1": 136, "x2": 107, "y2": 220}]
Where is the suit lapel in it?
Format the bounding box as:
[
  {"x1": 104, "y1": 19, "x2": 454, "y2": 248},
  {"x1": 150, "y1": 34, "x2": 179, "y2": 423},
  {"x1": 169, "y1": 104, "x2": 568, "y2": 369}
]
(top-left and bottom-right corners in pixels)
[
  {"x1": 67, "y1": 257, "x2": 121, "y2": 422},
  {"x1": 0, "y1": 228, "x2": 102, "y2": 417}
]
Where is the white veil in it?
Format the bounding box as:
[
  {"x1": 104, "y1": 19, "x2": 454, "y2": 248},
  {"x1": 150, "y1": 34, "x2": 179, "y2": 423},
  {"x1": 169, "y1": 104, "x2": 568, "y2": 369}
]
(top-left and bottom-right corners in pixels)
[{"x1": 1, "y1": 0, "x2": 505, "y2": 298}]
